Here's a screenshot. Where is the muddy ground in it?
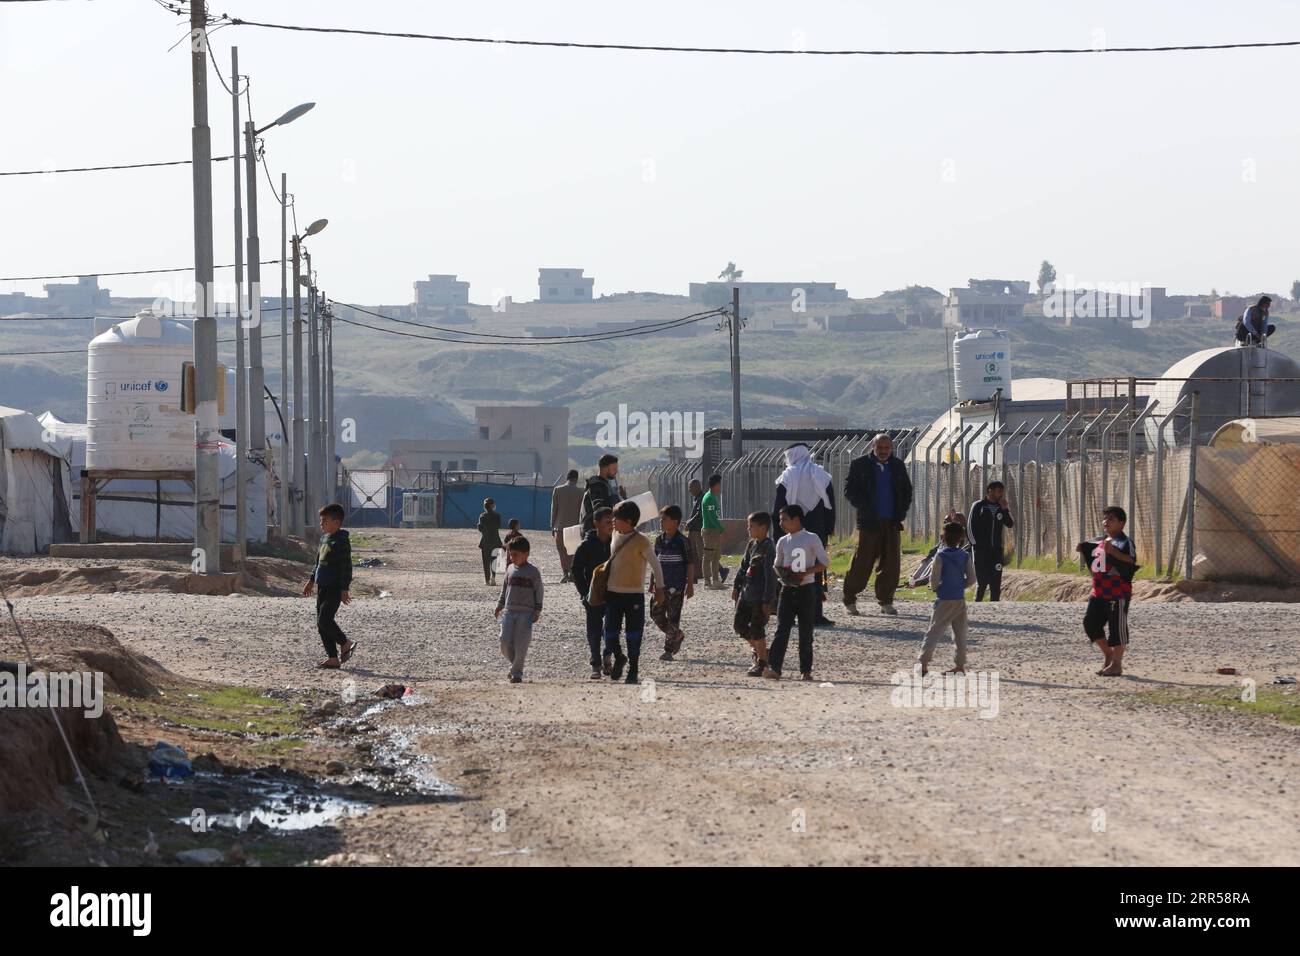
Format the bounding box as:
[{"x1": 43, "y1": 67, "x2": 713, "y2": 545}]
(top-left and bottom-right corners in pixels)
[{"x1": 3, "y1": 527, "x2": 1299, "y2": 866}]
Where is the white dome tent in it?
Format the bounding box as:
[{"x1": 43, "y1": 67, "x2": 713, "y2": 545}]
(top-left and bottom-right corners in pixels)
[{"x1": 0, "y1": 406, "x2": 74, "y2": 554}]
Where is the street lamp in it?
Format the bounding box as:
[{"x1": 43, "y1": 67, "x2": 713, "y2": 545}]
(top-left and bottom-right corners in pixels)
[
  {"x1": 244, "y1": 100, "x2": 313, "y2": 535},
  {"x1": 290, "y1": 220, "x2": 326, "y2": 535}
]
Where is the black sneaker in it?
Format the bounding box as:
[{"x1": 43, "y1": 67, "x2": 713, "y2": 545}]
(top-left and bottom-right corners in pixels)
[
  {"x1": 800, "y1": 672, "x2": 813, "y2": 682},
  {"x1": 509, "y1": 675, "x2": 522, "y2": 684},
  {"x1": 719, "y1": 567, "x2": 730, "y2": 583},
  {"x1": 747, "y1": 660, "x2": 767, "y2": 677},
  {"x1": 659, "y1": 651, "x2": 673, "y2": 662},
  {"x1": 814, "y1": 614, "x2": 835, "y2": 628},
  {"x1": 589, "y1": 668, "x2": 602, "y2": 680},
  {"x1": 625, "y1": 671, "x2": 639, "y2": 685},
  {"x1": 611, "y1": 652, "x2": 628, "y2": 681}
]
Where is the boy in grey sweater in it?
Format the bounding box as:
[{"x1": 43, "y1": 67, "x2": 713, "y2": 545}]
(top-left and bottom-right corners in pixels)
[{"x1": 494, "y1": 536, "x2": 544, "y2": 683}]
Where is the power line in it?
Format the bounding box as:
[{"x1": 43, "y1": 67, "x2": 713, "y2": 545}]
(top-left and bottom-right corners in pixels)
[
  {"x1": 330, "y1": 305, "x2": 725, "y2": 346},
  {"x1": 1, "y1": 260, "x2": 282, "y2": 281},
  {"x1": 0, "y1": 155, "x2": 235, "y2": 177},
  {"x1": 219, "y1": 16, "x2": 1300, "y2": 57},
  {"x1": 336, "y1": 299, "x2": 726, "y2": 340},
  {"x1": 0, "y1": 330, "x2": 287, "y2": 358}
]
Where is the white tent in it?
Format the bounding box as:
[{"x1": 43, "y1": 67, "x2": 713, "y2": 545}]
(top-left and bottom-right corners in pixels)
[
  {"x1": 0, "y1": 405, "x2": 73, "y2": 554},
  {"x1": 37, "y1": 411, "x2": 267, "y2": 544}
]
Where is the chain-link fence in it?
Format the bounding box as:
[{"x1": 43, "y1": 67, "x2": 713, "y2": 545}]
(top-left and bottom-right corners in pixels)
[{"x1": 623, "y1": 399, "x2": 1300, "y2": 584}]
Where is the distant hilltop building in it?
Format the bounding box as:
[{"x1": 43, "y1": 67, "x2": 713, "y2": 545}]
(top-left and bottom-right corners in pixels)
[
  {"x1": 0, "y1": 275, "x2": 111, "y2": 316},
  {"x1": 538, "y1": 268, "x2": 594, "y2": 303},
  {"x1": 388, "y1": 405, "x2": 569, "y2": 484},
  {"x1": 944, "y1": 279, "x2": 1032, "y2": 327},
  {"x1": 414, "y1": 274, "x2": 470, "y2": 308},
  {"x1": 689, "y1": 281, "x2": 848, "y2": 307}
]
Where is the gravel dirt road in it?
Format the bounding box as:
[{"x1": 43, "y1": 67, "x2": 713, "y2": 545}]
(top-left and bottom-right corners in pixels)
[{"x1": 11, "y1": 528, "x2": 1300, "y2": 865}]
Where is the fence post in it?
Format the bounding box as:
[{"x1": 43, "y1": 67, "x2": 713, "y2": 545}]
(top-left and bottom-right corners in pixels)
[
  {"x1": 1185, "y1": 391, "x2": 1200, "y2": 581},
  {"x1": 1013, "y1": 418, "x2": 1043, "y2": 566},
  {"x1": 1127, "y1": 399, "x2": 1160, "y2": 551},
  {"x1": 961, "y1": 424, "x2": 987, "y2": 515},
  {"x1": 922, "y1": 427, "x2": 948, "y2": 543},
  {"x1": 1032, "y1": 414, "x2": 1062, "y2": 559},
  {"x1": 1077, "y1": 410, "x2": 1108, "y2": 565},
  {"x1": 1098, "y1": 403, "x2": 1129, "y2": 510},
  {"x1": 1054, "y1": 412, "x2": 1084, "y2": 567},
  {"x1": 1153, "y1": 395, "x2": 1190, "y2": 577}
]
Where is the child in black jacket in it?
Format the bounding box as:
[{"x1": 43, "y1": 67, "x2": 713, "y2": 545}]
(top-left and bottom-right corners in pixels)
[
  {"x1": 570, "y1": 507, "x2": 614, "y2": 679},
  {"x1": 302, "y1": 503, "x2": 355, "y2": 669}
]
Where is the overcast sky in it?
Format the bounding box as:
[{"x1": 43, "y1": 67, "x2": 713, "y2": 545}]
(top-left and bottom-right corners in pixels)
[{"x1": 3, "y1": 0, "x2": 1299, "y2": 306}]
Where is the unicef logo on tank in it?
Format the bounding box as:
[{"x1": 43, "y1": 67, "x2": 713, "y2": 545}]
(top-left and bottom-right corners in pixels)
[{"x1": 155, "y1": 380, "x2": 169, "y2": 392}]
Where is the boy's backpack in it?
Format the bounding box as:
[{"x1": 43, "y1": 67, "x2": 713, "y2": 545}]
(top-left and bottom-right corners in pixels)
[{"x1": 586, "y1": 533, "x2": 634, "y2": 607}]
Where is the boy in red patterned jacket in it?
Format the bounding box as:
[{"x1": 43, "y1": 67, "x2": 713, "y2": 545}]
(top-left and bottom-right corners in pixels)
[{"x1": 1076, "y1": 506, "x2": 1138, "y2": 677}]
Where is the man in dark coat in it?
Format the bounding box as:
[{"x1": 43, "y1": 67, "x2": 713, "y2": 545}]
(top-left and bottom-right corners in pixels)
[{"x1": 841, "y1": 432, "x2": 912, "y2": 616}]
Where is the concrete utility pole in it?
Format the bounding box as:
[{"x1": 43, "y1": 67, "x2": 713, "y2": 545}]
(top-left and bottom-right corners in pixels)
[
  {"x1": 306, "y1": 251, "x2": 320, "y2": 522},
  {"x1": 243, "y1": 115, "x2": 266, "y2": 464},
  {"x1": 190, "y1": 0, "x2": 221, "y2": 574},
  {"x1": 230, "y1": 47, "x2": 248, "y2": 562},
  {"x1": 279, "y1": 173, "x2": 289, "y2": 535},
  {"x1": 730, "y1": 286, "x2": 743, "y2": 459},
  {"x1": 290, "y1": 234, "x2": 305, "y2": 536},
  {"x1": 325, "y1": 299, "x2": 336, "y2": 504}
]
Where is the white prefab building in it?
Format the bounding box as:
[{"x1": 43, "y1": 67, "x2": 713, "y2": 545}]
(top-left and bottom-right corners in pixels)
[{"x1": 538, "y1": 268, "x2": 594, "y2": 303}]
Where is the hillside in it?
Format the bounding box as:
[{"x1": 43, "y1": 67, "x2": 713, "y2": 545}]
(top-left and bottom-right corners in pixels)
[{"x1": 3, "y1": 306, "x2": 1295, "y2": 469}]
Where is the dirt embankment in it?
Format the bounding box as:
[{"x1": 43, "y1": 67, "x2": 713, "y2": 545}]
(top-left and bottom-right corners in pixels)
[
  {"x1": 0, "y1": 540, "x2": 379, "y2": 599},
  {"x1": 0, "y1": 620, "x2": 166, "y2": 817}
]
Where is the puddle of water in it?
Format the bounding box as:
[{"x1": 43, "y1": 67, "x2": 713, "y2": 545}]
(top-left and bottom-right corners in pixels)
[{"x1": 172, "y1": 775, "x2": 372, "y2": 832}]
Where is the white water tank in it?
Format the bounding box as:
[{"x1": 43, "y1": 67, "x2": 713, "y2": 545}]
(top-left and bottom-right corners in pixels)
[
  {"x1": 953, "y1": 328, "x2": 1013, "y2": 402},
  {"x1": 86, "y1": 312, "x2": 193, "y2": 470}
]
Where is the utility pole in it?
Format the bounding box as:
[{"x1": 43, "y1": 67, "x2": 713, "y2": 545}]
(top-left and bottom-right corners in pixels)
[
  {"x1": 325, "y1": 299, "x2": 336, "y2": 504},
  {"x1": 278, "y1": 173, "x2": 288, "y2": 536},
  {"x1": 306, "y1": 250, "x2": 320, "y2": 523},
  {"x1": 190, "y1": 0, "x2": 221, "y2": 575},
  {"x1": 243, "y1": 113, "x2": 267, "y2": 468},
  {"x1": 230, "y1": 47, "x2": 248, "y2": 562},
  {"x1": 730, "y1": 285, "x2": 743, "y2": 459},
  {"x1": 290, "y1": 234, "x2": 304, "y2": 536}
]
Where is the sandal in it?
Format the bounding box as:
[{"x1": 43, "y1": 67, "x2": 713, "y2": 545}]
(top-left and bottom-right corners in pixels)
[
  {"x1": 318, "y1": 659, "x2": 341, "y2": 670},
  {"x1": 340, "y1": 641, "x2": 358, "y2": 664}
]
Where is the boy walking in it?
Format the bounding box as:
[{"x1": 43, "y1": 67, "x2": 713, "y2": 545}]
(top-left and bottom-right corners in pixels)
[
  {"x1": 700, "y1": 473, "x2": 726, "y2": 589},
  {"x1": 1077, "y1": 506, "x2": 1138, "y2": 677},
  {"x1": 571, "y1": 506, "x2": 613, "y2": 679},
  {"x1": 651, "y1": 505, "x2": 697, "y2": 661},
  {"x1": 731, "y1": 511, "x2": 777, "y2": 677},
  {"x1": 602, "y1": 500, "x2": 665, "y2": 684},
  {"x1": 917, "y1": 521, "x2": 976, "y2": 675},
  {"x1": 302, "y1": 503, "x2": 356, "y2": 670},
  {"x1": 495, "y1": 536, "x2": 543, "y2": 683},
  {"x1": 767, "y1": 505, "x2": 829, "y2": 681}
]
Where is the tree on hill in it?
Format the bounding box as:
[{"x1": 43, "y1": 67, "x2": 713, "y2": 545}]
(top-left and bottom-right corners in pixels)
[
  {"x1": 718, "y1": 261, "x2": 744, "y2": 284},
  {"x1": 1037, "y1": 260, "x2": 1057, "y2": 294},
  {"x1": 1291, "y1": 279, "x2": 1300, "y2": 302}
]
